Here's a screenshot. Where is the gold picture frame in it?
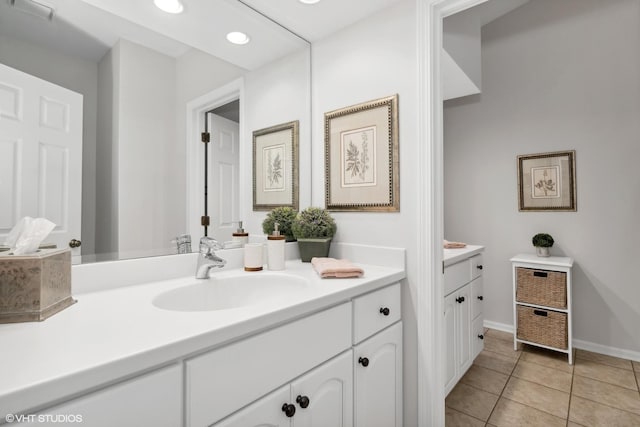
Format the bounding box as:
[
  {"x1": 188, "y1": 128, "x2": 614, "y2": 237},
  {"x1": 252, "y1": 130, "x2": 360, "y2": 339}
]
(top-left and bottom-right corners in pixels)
[
  {"x1": 517, "y1": 150, "x2": 577, "y2": 211},
  {"x1": 324, "y1": 95, "x2": 399, "y2": 212},
  {"x1": 253, "y1": 120, "x2": 299, "y2": 211}
]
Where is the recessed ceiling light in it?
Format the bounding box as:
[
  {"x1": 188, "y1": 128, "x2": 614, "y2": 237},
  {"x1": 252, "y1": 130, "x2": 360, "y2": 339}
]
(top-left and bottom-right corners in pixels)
[
  {"x1": 226, "y1": 32, "x2": 251, "y2": 45},
  {"x1": 299, "y1": 0, "x2": 321, "y2": 4},
  {"x1": 154, "y1": 0, "x2": 184, "y2": 14}
]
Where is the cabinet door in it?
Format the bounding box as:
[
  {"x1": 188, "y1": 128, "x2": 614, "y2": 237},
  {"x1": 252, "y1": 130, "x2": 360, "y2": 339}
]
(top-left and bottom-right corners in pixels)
[
  {"x1": 471, "y1": 276, "x2": 483, "y2": 320},
  {"x1": 22, "y1": 365, "x2": 182, "y2": 427},
  {"x1": 472, "y1": 316, "x2": 485, "y2": 360},
  {"x1": 457, "y1": 284, "x2": 472, "y2": 375},
  {"x1": 444, "y1": 292, "x2": 458, "y2": 395},
  {"x1": 354, "y1": 322, "x2": 402, "y2": 427},
  {"x1": 291, "y1": 351, "x2": 353, "y2": 427},
  {"x1": 214, "y1": 386, "x2": 291, "y2": 427}
]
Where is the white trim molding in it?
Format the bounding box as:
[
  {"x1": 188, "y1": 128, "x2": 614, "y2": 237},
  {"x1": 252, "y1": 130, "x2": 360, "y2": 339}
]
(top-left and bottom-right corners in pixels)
[
  {"x1": 416, "y1": 1, "x2": 489, "y2": 426},
  {"x1": 185, "y1": 78, "x2": 245, "y2": 243}
]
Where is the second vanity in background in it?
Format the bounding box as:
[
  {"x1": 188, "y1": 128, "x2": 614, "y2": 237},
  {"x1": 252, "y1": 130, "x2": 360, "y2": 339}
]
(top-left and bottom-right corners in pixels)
[{"x1": 443, "y1": 245, "x2": 485, "y2": 395}]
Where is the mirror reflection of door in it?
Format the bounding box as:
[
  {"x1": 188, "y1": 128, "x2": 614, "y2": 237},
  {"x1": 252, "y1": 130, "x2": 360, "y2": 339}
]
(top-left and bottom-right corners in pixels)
[
  {"x1": 0, "y1": 64, "x2": 82, "y2": 260},
  {"x1": 207, "y1": 100, "x2": 240, "y2": 244}
]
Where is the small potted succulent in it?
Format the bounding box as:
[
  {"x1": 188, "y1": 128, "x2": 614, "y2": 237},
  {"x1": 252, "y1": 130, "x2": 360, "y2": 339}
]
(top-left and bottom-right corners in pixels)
[
  {"x1": 262, "y1": 207, "x2": 297, "y2": 242},
  {"x1": 532, "y1": 233, "x2": 554, "y2": 257},
  {"x1": 292, "y1": 207, "x2": 337, "y2": 262}
]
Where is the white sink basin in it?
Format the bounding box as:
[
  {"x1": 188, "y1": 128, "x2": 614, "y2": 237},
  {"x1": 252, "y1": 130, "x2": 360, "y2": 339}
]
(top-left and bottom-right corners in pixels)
[{"x1": 152, "y1": 272, "x2": 311, "y2": 312}]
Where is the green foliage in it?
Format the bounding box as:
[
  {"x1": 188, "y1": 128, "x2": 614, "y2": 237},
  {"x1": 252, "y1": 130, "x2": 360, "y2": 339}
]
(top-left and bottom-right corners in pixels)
[
  {"x1": 532, "y1": 233, "x2": 554, "y2": 248},
  {"x1": 292, "y1": 207, "x2": 337, "y2": 239},
  {"x1": 262, "y1": 207, "x2": 297, "y2": 241}
]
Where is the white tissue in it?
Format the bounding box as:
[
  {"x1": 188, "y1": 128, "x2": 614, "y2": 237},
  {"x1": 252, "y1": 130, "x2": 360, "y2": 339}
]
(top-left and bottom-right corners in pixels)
[{"x1": 4, "y1": 217, "x2": 56, "y2": 255}]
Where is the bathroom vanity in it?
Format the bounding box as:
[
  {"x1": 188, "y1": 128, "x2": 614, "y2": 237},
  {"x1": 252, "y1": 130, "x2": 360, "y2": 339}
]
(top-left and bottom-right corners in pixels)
[
  {"x1": 0, "y1": 245, "x2": 405, "y2": 427},
  {"x1": 443, "y1": 245, "x2": 484, "y2": 395}
]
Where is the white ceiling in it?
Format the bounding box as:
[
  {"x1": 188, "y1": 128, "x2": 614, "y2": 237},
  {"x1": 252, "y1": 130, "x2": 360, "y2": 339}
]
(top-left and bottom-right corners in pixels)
[
  {"x1": 0, "y1": 0, "x2": 407, "y2": 69},
  {"x1": 240, "y1": 0, "x2": 405, "y2": 42}
]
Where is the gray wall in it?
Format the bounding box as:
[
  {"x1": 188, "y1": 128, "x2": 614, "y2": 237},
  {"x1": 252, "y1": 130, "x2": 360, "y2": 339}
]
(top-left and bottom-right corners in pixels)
[
  {"x1": 444, "y1": 0, "x2": 640, "y2": 354},
  {"x1": 311, "y1": 0, "x2": 419, "y2": 423}
]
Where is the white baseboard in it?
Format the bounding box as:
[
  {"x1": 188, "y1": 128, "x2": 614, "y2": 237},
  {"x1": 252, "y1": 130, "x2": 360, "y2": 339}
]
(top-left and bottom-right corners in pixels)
[{"x1": 483, "y1": 320, "x2": 640, "y2": 363}]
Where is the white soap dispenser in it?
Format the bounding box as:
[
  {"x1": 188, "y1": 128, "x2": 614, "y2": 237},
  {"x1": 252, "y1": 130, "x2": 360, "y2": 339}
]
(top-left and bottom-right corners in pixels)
[
  {"x1": 232, "y1": 221, "x2": 249, "y2": 246},
  {"x1": 267, "y1": 222, "x2": 286, "y2": 271}
]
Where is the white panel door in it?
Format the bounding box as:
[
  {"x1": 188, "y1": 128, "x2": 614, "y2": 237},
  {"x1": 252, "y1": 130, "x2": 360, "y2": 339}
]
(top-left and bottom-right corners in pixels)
[
  {"x1": 354, "y1": 322, "x2": 403, "y2": 427},
  {"x1": 291, "y1": 351, "x2": 353, "y2": 427},
  {"x1": 0, "y1": 64, "x2": 82, "y2": 255},
  {"x1": 444, "y1": 292, "x2": 458, "y2": 395},
  {"x1": 209, "y1": 114, "x2": 239, "y2": 243}
]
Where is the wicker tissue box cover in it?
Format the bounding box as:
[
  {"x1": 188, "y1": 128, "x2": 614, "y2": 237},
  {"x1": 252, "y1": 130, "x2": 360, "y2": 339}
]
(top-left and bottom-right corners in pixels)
[{"x1": 0, "y1": 248, "x2": 76, "y2": 323}]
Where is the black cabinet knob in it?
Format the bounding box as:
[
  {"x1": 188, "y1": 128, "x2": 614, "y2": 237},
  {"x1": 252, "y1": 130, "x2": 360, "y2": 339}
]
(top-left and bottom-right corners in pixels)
[
  {"x1": 456, "y1": 296, "x2": 465, "y2": 304},
  {"x1": 379, "y1": 307, "x2": 390, "y2": 316},
  {"x1": 477, "y1": 295, "x2": 484, "y2": 301},
  {"x1": 296, "y1": 395, "x2": 310, "y2": 409},
  {"x1": 69, "y1": 239, "x2": 82, "y2": 248},
  {"x1": 477, "y1": 265, "x2": 483, "y2": 270},
  {"x1": 358, "y1": 357, "x2": 369, "y2": 367},
  {"x1": 282, "y1": 403, "x2": 296, "y2": 417},
  {"x1": 478, "y1": 334, "x2": 484, "y2": 340}
]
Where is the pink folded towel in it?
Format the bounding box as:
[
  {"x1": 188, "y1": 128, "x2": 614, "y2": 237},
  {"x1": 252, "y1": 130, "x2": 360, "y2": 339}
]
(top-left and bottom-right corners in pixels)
[
  {"x1": 311, "y1": 257, "x2": 364, "y2": 279},
  {"x1": 444, "y1": 239, "x2": 467, "y2": 249}
]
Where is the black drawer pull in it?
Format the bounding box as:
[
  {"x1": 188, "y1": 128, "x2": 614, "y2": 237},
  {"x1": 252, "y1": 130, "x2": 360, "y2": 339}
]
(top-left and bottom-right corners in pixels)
[
  {"x1": 533, "y1": 310, "x2": 548, "y2": 317},
  {"x1": 533, "y1": 271, "x2": 548, "y2": 278},
  {"x1": 477, "y1": 296, "x2": 484, "y2": 301},
  {"x1": 478, "y1": 334, "x2": 484, "y2": 340},
  {"x1": 282, "y1": 403, "x2": 296, "y2": 417},
  {"x1": 476, "y1": 265, "x2": 483, "y2": 270},
  {"x1": 379, "y1": 307, "x2": 390, "y2": 316}
]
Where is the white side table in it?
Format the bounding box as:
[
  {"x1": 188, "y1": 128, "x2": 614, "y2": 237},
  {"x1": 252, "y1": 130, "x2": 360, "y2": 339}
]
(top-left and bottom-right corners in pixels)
[{"x1": 511, "y1": 254, "x2": 574, "y2": 364}]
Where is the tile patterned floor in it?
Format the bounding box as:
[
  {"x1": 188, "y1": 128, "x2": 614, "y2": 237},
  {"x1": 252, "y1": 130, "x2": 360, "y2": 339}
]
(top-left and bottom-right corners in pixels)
[{"x1": 446, "y1": 329, "x2": 640, "y2": 427}]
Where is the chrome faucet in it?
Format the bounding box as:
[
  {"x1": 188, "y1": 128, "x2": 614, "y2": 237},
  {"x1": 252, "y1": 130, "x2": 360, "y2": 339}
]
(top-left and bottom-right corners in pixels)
[{"x1": 196, "y1": 236, "x2": 226, "y2": 279}]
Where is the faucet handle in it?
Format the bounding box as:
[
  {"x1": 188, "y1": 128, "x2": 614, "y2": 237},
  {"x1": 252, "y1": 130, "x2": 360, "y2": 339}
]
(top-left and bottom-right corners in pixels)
[{"x1": 199, "y1": 236, "x2": 223, "y2": 253}]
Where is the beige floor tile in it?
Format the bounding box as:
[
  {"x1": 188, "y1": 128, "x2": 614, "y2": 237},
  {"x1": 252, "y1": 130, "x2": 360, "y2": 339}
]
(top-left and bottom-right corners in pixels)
[
  {"x1": 519, "y1": 348, "x2": 573, "y2": 373},
  {"x1": 575, "y1": 349, "x2": 633, "y2": 370},
  {"x1": 569, "y1": 395, "x2": 640, "y2": 427},
  {"x1": 633, "y1": 360, "x2": 640, "y2": 371},
  {"x1": 575, "y1": 359, "x2": 638, "y2": 390},
  {"x1": 484, "y1": 335, "x2": 522, "y2": 359},
  {"x1": 460, "y1": 365, "x2": 510, "y2": 395},
  {"x1": 445, "y1": 406, "x2": 485, "y2": 427},
  {"x1": 474, "y1": 350, "x2": 518, "y2": 375},
  {"x1": 512, "y1": 360, "x2": 573, "y2": 392},
  {"x1": 488, "y1": 397, "x2": 566, "y2": 427},
  {"x1": 446, "y1": 382, "x2": 499, "y2": 422},
  {"x1": 502, "y1": 377, "x2": 570, "y2": 419},
  {"x1": 567, "y1": 423, "x2": 585, "y2": 427},
  {"x1": 486, "y1": 329, "x2": 513, "y2": 343},
  {"x1": 572, "y1": 375, "x2": 640, "y2": 415}
]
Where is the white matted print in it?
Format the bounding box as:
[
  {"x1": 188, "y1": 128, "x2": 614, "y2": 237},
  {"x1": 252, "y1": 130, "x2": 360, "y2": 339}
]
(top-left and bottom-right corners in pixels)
[
  {"x1": 325, "y1": 95, "x2": 399, "y2": 212},
  {"x1": 517, "y1": 150, "x2": 576, "y2": 211},
  {"x1": 253, "y1": 121, "x2": 299, "y2": 210},
  {"x1": 340, "y1": 126, "x2": 377, "y2": 188}
]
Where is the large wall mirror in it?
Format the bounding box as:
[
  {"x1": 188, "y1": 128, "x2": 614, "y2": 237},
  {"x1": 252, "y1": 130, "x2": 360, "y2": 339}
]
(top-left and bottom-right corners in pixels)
[{"x1": 0, "y1": 0, "x2": 311, "y2": 263}]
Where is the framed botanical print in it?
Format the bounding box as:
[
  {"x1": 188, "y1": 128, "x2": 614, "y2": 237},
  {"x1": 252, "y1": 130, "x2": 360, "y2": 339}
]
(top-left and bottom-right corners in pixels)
[
  {"x1": 324, "y1": 94, "x2": 399, "y2": 211},
  {"x1": 253, "y1": 120, "x2": 299, "y2": 211},
  {"x1": 517, "y1": 150, "x2": 577, "y2": 211}
]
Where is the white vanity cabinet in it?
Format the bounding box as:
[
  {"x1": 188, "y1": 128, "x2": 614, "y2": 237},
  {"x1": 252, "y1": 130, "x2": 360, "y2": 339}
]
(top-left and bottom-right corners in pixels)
[
  {"x1": 17, "y1": 364, "x2": 182, "y2": 427},
  {"x1": 215, "y1": 351, "x2": 353, "y2": 427},
  {"x1": 443, "y1": 248, "x2": 484, "y2": 395},
  {"x1": 209, "y1": 283, "x2": 402, "y2": 427}
]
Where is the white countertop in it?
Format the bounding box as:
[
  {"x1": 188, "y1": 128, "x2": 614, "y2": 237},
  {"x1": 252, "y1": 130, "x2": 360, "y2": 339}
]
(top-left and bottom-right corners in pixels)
[
  {"x1": 510, "y1": 253, "x2": 574, "y2": 268},
  {"x1": 0, "y1": 260, "x2": 404, "y2": 416},
  {"x1": 443, "y1": 245, "x2": 485, "y2": 267}
]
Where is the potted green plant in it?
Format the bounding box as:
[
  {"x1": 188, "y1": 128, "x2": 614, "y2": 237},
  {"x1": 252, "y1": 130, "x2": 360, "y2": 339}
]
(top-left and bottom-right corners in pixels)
[
  {"x1": 532, "y1": 233, "x2": 554, "y2": 257},
  {"x1": 292, "y1": 207, "x2": 337, "y2": 262},
  {"x1": 262, "y1": 207, "x2": 297, "y2": 242}
]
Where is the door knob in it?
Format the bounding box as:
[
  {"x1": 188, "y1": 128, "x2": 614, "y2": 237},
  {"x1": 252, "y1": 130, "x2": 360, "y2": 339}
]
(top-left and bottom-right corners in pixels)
[
  {"x1": 296, "y1": 395, "x2": 310, "y2": 409},
  {"x1": 282, "y1": 403, "x2": 296, "y2": 417},
  {"x1": 69, "y1": 239, "x2": 81, "y2": 248}
]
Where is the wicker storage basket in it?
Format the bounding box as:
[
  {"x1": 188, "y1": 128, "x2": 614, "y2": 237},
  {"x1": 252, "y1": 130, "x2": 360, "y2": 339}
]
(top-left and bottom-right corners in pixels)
[
  {"x1": 517, "y1": 305, "x2": 567, "y2": 349},
  {"x1": 516, "y1": 267, "x2": 567, "y2": 309}
]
